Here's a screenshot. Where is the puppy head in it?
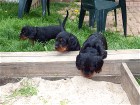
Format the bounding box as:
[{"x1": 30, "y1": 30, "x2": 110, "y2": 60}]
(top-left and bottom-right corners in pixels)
[
  {"x1": 19, "y1": 26, "x2": 36, "y2": 40},
  {"x1": 76, "y1": 53, "x2": 103, "y2": 78},
  {"x1": 55, "y1": 31, "x2": 80, "y2": 52},
  {"x1": 55, "y1": 31, "x2": 69, "y2": 52}
]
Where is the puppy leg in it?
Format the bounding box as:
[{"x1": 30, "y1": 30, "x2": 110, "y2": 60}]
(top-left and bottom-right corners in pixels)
[{"x1": 29, "y1": 39, "x2": 35, "y2": 45}]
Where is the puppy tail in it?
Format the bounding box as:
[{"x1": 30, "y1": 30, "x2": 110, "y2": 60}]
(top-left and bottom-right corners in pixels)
[
  {"x1": 62, "y1": 10, "x2": 69, "y2": 28},
  {"x1": 58, "y1": 10, "x2": 69, "y2": 31},
  {"x1": 58, "y1": 18, "x2": 65, "y2": 31}
]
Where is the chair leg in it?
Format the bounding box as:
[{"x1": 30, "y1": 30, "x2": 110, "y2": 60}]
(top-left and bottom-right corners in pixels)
[
  {"x1": 18, "y1": 0, "x2": 27, "y2": 18},
  {"x1": 114, "y1": 9, "x2": 117, "y2": 26},
  {"x1": 78, "y1": 8, "x2": 86, "y2": 29},
  {"x1": 95, "y1": 10, "x2": 101, "y2": 32},
  {"x1": 47, "y1": 0, "x2": 50, "y2": 15},
  {"x1": 89, "y1": 10, "x2": 95, "y2": 27},
  {"x1": 96, "y1": 10, "x2": 108, "y2": 33},
  {"x1": 120, "y1": 0, "x2": 127, "y2": 36},
  {"x1": 101, "y1": 10, "x2": 108, "y2": 32},
  {"x1": 24, "y1": 0, "x2": 32, "y2": 14},
  {"x1": 41, "y1": 0, "x2": 47, "y2": 16}
]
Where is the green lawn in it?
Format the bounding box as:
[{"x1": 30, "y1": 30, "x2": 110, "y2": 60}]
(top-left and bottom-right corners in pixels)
[
  {"x1": 136, "y1": 78, "x2": 140, "y2": 85},
  {"x1": 0, "y1": 2, "x2": 140, "y2": 52}
]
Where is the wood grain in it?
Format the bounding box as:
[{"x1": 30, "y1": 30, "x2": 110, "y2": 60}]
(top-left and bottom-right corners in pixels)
[{"x1": 121, "y1": 63, "x2": 140, "y2": 105}]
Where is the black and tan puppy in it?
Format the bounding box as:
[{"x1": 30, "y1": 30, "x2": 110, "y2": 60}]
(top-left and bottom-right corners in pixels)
[
  {"x1": 19, "y1": 10, "x2": 69, "y2": 44},
  {"x1": 55, "y1": 11, "x2": 80, "y2": 52},
  {"x1": 76, "y1": 32, "x2": 107, "y2": 78}
]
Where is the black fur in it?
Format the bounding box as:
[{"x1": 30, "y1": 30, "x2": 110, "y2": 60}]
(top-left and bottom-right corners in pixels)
[
  {"x1": 76, "y1": 32, "x2": 108, "y2": 78},
  {"x1": 76, "y1": 53, "x2": 103, "y2": 77},
  {"x1": 55, "y1": 10, "x2": 80, "y2": 52},
  {"x1": 19, "y1": 10, "x2": 69, "y2": 43},
  {"x1": 81, "y1": 32, "x2": 108, "y2": 59}
]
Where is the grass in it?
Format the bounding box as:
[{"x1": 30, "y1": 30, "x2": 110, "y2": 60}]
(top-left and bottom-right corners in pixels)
[
  {"x1": 60, "y1": 99, "x2": 69, "y2": 105},
  {"x1": 0, "y1": 2, "x2": 140, "y2": 52},
  {"x1": 136, "y1": 78, "x2": 140, "y2": 85},
  {"x1": 10, "y1": 84, "x2": 37, "y2": 97},
  {"x1": 10, "y1": 79, "x2": 38, "y2": 97},
  {"x1": 2, "y1": 79, "x2": 38, "y2": 105}
]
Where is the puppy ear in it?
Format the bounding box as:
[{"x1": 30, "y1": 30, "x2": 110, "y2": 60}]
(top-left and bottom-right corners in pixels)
[
  {"x1": 102, "y1": 50, "x2": 107, "y2": 59},
  {"x1": 95, "y1": 43, "x2": 107, "y2": 59},
  {"x1": 76, "y1": 54, "x2": 82, "y2": 70},
  {"x1": 93, "y1": 56, "x2": 104, "y2": 73},
  {"x1": 68, "y1": 35, "x2": 80, "y2": 51}
]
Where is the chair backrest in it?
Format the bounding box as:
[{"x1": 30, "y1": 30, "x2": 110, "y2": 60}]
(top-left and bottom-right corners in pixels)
[{"x1": 81, "y1": 0, "x2": 95, "y2": 9}]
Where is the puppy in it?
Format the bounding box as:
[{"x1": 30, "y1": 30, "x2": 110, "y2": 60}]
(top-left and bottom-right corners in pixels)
[
  {"x1": 55, "y1": 11, "x2": 80, "y2": 52},
  {"x1": 19, "y1": 10, "x2": 69, "y2": 44},
  {"x1": 76, "y1": 32, "x2": 108, "y2": 78}
]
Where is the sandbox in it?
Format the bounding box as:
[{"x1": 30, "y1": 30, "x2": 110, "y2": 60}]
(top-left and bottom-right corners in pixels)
[{"x1": 0, "y1": 49, "x2": 140, "y2": 105}]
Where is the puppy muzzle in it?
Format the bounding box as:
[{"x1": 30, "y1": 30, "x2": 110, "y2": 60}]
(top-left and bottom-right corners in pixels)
[
  {"x1": 80, "y1": 70, "x2": 94, "y2": 79},
  {"x1": 20, "y1": 35, "x2": 28, "y2": 40},
  {"x1": 55, "y1": 45, "x2": 68, "y2": 52}
]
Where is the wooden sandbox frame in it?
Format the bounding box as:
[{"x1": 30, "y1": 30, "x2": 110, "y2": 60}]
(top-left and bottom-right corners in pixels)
[{"x1": 0, "y1": 49, "x2": 140, "y2": 105}]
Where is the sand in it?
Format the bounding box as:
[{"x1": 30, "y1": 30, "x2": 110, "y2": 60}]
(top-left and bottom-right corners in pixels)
[{"x1": 0, "y1": 76, "x2": 131, "y2": 105}]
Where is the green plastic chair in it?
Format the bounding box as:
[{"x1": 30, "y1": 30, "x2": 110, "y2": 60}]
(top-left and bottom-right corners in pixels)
[
  {"x1": 78, "y1": 0, "x2": 127, "y2": 36},
  {"x1": 18, "y1": 0, "x2": 50, "y2": 18}
]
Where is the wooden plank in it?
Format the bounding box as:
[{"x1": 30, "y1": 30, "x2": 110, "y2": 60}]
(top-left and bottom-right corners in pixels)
[
  {"x1": 0, "y1": 58, "x2": 138, "y2": 85},
  {"x1": 121, "y1": 63, "x2": 140, "y2": 105},
  {"x1": 0, "y1": 61, "x2": 121, "y2": 77},
  {"x1": 0, "y1": 50, "x2": 140, "y2": 77},
  {"x1": 126, "y1": 61, "x2": 140, "y2": 75},
  {"x1": 0, "y1": 50, "x2": 140, "y2": 75},
  {"x1": 107, "y1": 49, "x2": 140, "y2": 54},
  {"x1": 0, "y1": 54, "x2": 136, "y2": 64},
  {"x1": 1, "y1": 49, "x2": 140, "y2": 57},
  {"x1": 0, "y1": 50, "x2": 140, "y2": 85},
  {"x1": 1, "y1": 53, "x2": 139, "y2": 62},
  {"x1": 0, "y1": 49, "x2": 139, "y2": 72},
  {"x1": 0, "y1": 61, "x2": 121, "y2": 85},
  {"x1": 0, "y1": 51, "x2": 78, "y2": 57},
  {"x1": 0, "y1": 56, "x2": 76, "y2": 63},
  {"x1": 0, "y1": 50, "x2": 140, "y2": 63},
  {"x1": 0, "y1": 62, "x2": 80, "y2": 77}
]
